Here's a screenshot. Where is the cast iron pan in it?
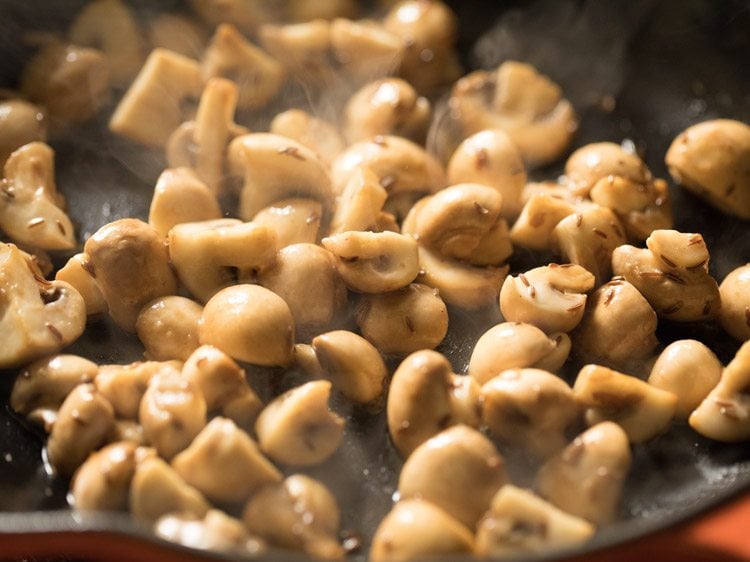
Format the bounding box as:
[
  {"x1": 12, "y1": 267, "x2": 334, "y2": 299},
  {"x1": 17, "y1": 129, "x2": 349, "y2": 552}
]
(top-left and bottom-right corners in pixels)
[{"x1": 0, "y1": 0, "x2": 749, "y2": 561}]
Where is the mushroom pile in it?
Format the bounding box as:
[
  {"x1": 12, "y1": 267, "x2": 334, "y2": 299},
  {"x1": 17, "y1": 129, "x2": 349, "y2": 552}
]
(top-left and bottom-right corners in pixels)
[{"x1": 1, "y1": 1, "x2": 749, "y2": 561}]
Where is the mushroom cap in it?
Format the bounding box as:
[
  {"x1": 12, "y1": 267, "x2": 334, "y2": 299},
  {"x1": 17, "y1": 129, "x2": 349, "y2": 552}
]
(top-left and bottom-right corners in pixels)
[
  {"x1": 70, "y1": 441, "x2": 139, "y2": 511},
  {"x1": 564, "y1": 142, "x2": 651, "y2": 198},
  {"x1": 0, "y1": 99, "x2": 47, "y2": 167},
  {"x1": 719, "y1": 263, "x2": 750, "y2": 341},
  {"x1": 136, "y1": 295, "x2": 203, "y2": 361}
]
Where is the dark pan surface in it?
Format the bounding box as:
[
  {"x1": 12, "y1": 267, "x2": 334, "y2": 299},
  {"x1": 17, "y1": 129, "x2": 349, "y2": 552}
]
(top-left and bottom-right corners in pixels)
[{"x1": 0, "y1": 1, "x2": 749, "y2": 560}]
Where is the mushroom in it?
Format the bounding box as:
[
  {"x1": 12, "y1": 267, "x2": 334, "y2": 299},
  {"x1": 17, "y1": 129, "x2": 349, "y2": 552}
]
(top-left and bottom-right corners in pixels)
[
  {"x1": 294, "y1": 343, "x2": 326, "y2": 379},
  {"x1": 243, "y1": 474, "x2": 344, "y2": 561},
  {"x1": 0, "y1": 142, "x2": 76, "y2": 250},
  {"x1": 689, "y1": 341, "x2": 750, "y2": 442},
  {"x1": 611, "y1": 229, "x2": 721, "y2": 322},
  {"x1": 499, "y1": 264, "x2": 595, "y2": 334},
  {"x1": 199, "y1": 284, "x2": 295, "y2": 367},
  {"x1": 106, "y1": 419, "x2": 146, "y2": 446},
  {"x1": 382, "y1": 0, "x2": 462, "y2": 94},
  {"x1": 130, "y1": 455, "x2": 210, "y2": 523},
  {"x1": 665, "y1": 119, "x2": 750, "y2": 219},
  {"x1": 0, "y1": 99, "x2": 47, "y2": 167},
  {"x1": 139, "y1": 369, "x2": 207, "y2": 460},
  {"x1": 719, "y1": 263, "x2": 750, "y2": 342},
  {"x1": 201, "y1": 24, "x2": 284, "y2": 110},
  {"x1": 254, "y1": 380, "x2": 344, "y2": 466},
  {"x1": 182, "y1": 345, "x2": 263, "y2": 431},
  {"x1": 156, "y1": 509, "x2": 266, "y2": 556},
  {"x1": 172, "y1": 417, "x2": 282, "y2": 504},
  {"x1": 287, "y1": 0, "x2": 359, "y2": 21},
  {"x1": 83, "y1": 218, "x2": 178, "y2": 332},
  {"x1": 370, "y1": 499, "x2": 474, "y2": 562},
  {"x1": 481, "y1": 368, "x2": 579, "y2": 459},
  {"x1": 0, "y1": 243, "x2": 86, "y2": 369},
  {"x1": 343, "y1": 78, "x2": 431, "y2": 143},
  {"x1": 55, "y1": 253, "x2": 107, "y2": 316},
  {"x1": 148, "y1": 168, "x2": 222, "y2": 238},
  {"x1": 571, "y1": 278, "x2": 658, "y2": 369},
  {"x1": 468, "y1": 322, "x2": 570, "y2": 385},
  {"x1": 573, "y1": 364, "x2": 677, "y2": 443},
  {"x1": 228, "y1": 133, "x2": 333, "y2": 220},
  {"x1": 536, "y1": 421, "x2": 631, "y2": 525},
  {"x1": 475, "y1": 485, "x2": 595, "y2": 557},
  {"x1": 322, "y1": 230, "x2": 420, "y2": 293},
  {"x1": 259, "y1": 20, "x2": 336, "y2": 87},
  {"x1": 648, "y1": 340, "x2": 723, "y2": 419},
  {"x1": 399, "y1": 424, "x2": 507, "y2": 528},
  {"x1": 510, "y1": 193, "x2": 579, "y2": 252},
  {"x1": 189, "y1": 0, "x2": 283, "y2": 34},
  {"x1": 168, "y1": 219, "x2": 277, "y2": 303},
  {"x1": 311, "y1": 330, "x2": 388, "y2": 405},
  {"x1": 136, "y1": 296, "x2": 203, "y2": 361},
  {"x1": 551, "y1": 205, "x2": 627, "y2": 285},
  {"x1": 446, "y1": 129, "x2": 527, "y2": 221},
  {"x1": 68, "y1": 0, "x2": 145, "y2": 87},
  {"x1": 252, "y1": 198, "x2": 324, "y2": 249},
  {"x1": 270, "y1": 109, "x2": 345, "y2": 167},
  {"x1": 95, "y1": 360, "x2": 181, "y2": 420},
  {"x1": 109, "y1": 48, "x2": 203, "y2": 148},
  {"x1": 356, "y1": 283, "x2": 449, "y2": 354},
  {"x1": 387, "y1": 350, "x2": 480, "y2": 457},
  {"x1": 47, "y1": 383, "x2": 115, "y2": 476},
  {"x1": 438, "y1": 61, "x2": 577, "y2": 166},
  {"x1": 166, "y1": 78, "x2": 248, "y2": 192},
  {"x1": 70, "y1": 441, "x2": 143, "y2": 511},
  {"x1": 329, "y1": 166, "x2": 388, "y2": 235},
  {"x1": 257, "y1": 243, "x2": 347, "y2": 331},
  {"x1": 563, "y1": 142, "x2": 652, "y2": 198},
  {"x1": 10, "y1": 354, "x2": 98, "y2": 431},
  {"x1": 20, "y1": 40, "x2": 110, "y2": 126},
  {"x1": 147, "y1": 12, "x2": 209, "y2": 60}
]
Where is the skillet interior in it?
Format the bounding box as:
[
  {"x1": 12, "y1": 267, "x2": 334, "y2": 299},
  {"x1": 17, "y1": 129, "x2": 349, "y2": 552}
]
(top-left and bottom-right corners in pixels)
[{"x1": 0, "y1": 0, "x2": 749, "y2": 560}]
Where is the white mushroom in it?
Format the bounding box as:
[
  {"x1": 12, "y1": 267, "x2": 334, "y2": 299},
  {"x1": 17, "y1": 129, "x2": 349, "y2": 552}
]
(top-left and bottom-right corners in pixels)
[
  {"x1": 563, "y1": 142, "x2": 651, "y2": 198},
  {"x1": 252, "y1": 198, "x2": 323, "y2": 249},
  {"x1": 70, "y1": 441, "x2": 142, "y2": 511},
  {"x1": 0, "y1": 99, "x2": 47, "y2": 167},
  {"x1": 55, "y1": 253, "x2": 107, "y2": 316},
  {"x1": 136, "y1": 296, "x2": 203, "y2": 361},
  {"x1": 270, "y1": 109, "x2": 345, "y2": 167},
  {"x1": 510, "y1": 192, "x2": 579, "y2": 252},
  {"x1": 719, "y1": 263, "x2": 750, "y2": 342},
  {"x1": 95, "y1": 360, "x2": 181, "y2": 420},
  {"x1": 329, "y1": 166, "x2": 388, "y2": 235},
  {"x1": 148, "y1": 168, "x2": 222, "y2": 238},
  {"x1": 156, "y1": 509, "x2": 266, "y2": 556}
]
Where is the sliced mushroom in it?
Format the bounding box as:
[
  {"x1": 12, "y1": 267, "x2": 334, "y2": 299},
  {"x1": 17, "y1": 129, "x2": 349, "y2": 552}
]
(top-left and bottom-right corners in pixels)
[
  {"x1": 110, "y1": 48, "x2": 203, "y2": 148},
  {"x1": 468, "y1": 322, "x2": 570, "y2": 385},
  {"x1": 201, "y1": 24, "x2": 284, "y2": 110},
  {"x1": 95, "y1": 360, "x2": 181, "y2": 420},
  {"x1": 475, "y1": 485, "x2": 595, "y2": 557},
  {"x1": 571, "y1": 278, "x2": 658, "y2": 369},
  {"x1": 148, "y1": 168, "x2": 222, "y2": 238},
  {"x1": 356, "y1": 283, "x2": 449, "y2": 354},
  {"x1": 648, "y1": 340, "x2": 723, "y2": 419},
  {"x1": 139, "y1": 369, "x2": 207, "y2": 460},
  {"x1": 481, "y1": 368, "x2": 579, "y2": 459},
  {"x1": 68, "y1": 0, "x2": 145, "y2": 87},
  {"x1": 190, "y1": 0, "x2": 283, "y2": 35},
  {"x1": 255, "y1": 380, "x2": 344, "y2": 466},
  {"x1": 55, "y1": 253, "x2": 107, "y2": 316},
  {"x1": 83, "y1": 218, "x2": 178, "y2": 332},
  {"x1": 182, "y1": 345, "x2": 263, "y2": 431},
  {"x1": 551, "y1": 205, "x2": 627, "y2": 286},
  {"x1": 168, "y1": 219, "x2": 277, "y2": 303},
  {"x1": 322, "y1": 230, "x2": 419, "y2": 293},
  {"x1": 243, "y1": 474, "x2": 344, "y2": 561},
  {"x1": 47, "y1": 383, "x2": 114, "y2": 476},
  {"x1": 136, "y1": 296, "x2": 203, "y2": 361},
  {"x1": 563, "y1": 142, "x2": 651, "y2": 198},
  {"x1": 573, "y1": 364, "x2": 677, "y2": 443},
  {"x1": 148, "y1": 12, "x2": 209, "y2": 60},
  {"x1": 0, "y1": 243, "x2": 86, "y2": 369},
  {"x1": 399, "y1": 424, "x2": 507, "y2": 528},
  {"x1": 387, "y1": 350, "x2": 480, "y2": 457},
  {"x1": 690, "y1": 341, "x2": 750, "y2": 442},
  {"x1": 510, "y1": 193, "x2": 579, "y2": 252},
  {"x1": 199, "y1": 284, "x2": 295, "y2": 367},
  {"x1": 312, "y1": 330, "x2": 388, "y2": 405},
  {"x1": 344, "y1": 78, "x2": 431, "y2": 143},
  {"x1": 252, "y1": 198, "x2": 323, "y2": 248},
  {"x1": 719, "y1": 263, "x2": 750, "y2": 342},
  {"x1": 0, "y1": 99, "x2": 47, "y2": 167},
  {"x1": 172, "y1": 417, "x2": 282, "y2": 504},
  {"x1": 270, "y1": 109, "x2": 345, "y2": 167},
  {"x1": 257, "y1": 243, "x2": 347, "y2": 331},
  {"x1": 228, "y1": 133, "x2": 333, "y2": 220},
  {"x1": 130, "y1": 455, "x2": 210, "y2": 523},
  {"x1": 70, "y1": 441, "x2": 142, "y2": 511},
  {"x1": 536, "y1": 421, "x2": 631, "y2": 525},
  {"x1": 0, "y1": 142, "x2": 75, "y2": 250},
  {"x1": 329, "y1": 166, "x2": 388, "y2": 234},
  {"x1": 20, "y1": 41, "x2": 110, "y2": 126},
  {"x1": 665, "y1": 119, "x2": 750, "y2": 219},
  {"x1": 370, "y1": 499, "x2": 474, "y2": 562},
  {"x1": 446, "y1": 129, "x2": 527, "y2": 221},
  {"x1": 499, "y1": 264, "x2": 595, "y2": 334},
  {"x1": 156, "y1": 509, "x2": 266, "y2": 556}
]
